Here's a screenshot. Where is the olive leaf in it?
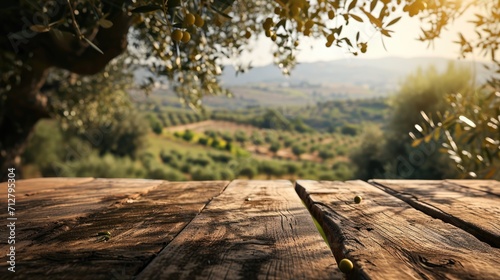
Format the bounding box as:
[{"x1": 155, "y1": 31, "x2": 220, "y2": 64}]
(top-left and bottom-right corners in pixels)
[
  {"x1": 30, "y1": 25, "x2": 50, "y2": 33},
  {"x1": 349, "y1": 14, "x2": 363, "y2": 22},
  {"x1": 370, "y1": 0, "x2": 378, "y2": 12},
  {"x1": 385, "y1": 17, "x2": 401, "y2": 27},
  {"x1": 348, "y1": 0, "x2": 358, "y2": 11},
  {"x1": 362, "y1": 10, "x2": 382, "y2": 28},
  {"x1": 98, "y1": 19, "x2": 113, "y2": 28}
]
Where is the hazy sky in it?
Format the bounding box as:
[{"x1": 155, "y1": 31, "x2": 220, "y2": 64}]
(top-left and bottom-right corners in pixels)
[{"x1": 238, "y1": 8, "x2": 487, "y2": 67}]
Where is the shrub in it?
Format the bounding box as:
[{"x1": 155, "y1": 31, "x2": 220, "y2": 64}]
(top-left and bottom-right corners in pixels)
[
  {"x1": 147, "y1": 114, "x2": 163, "y2": 135},
  {"x1": 219, "y1": 167, "x2": 235, "y2": 180},
  {"x1": 182, "y1": 129, "x2": 195, "y2": 141},
  {"x1": 284, "y1": 163, "x2": 299, "y2": 174},
  {"x1": 147, "y1": 165, "x2": 187, "y2": 181},
  {"x1": 283, "y1": 137, "x2": 295, "y2": 148},
  {"x1": 234, "y1": 130, "x2": 248, "y2": 145},
  {"x1": 58, "y1": 153, "x2": 145, "y2": 178},
  {"x1": 269, "y1": 141, "x2": 281, "y2": 155},
  {"x1": 204, "y1": 130, "x2": 217, "y2": 138},
  {"x1": 139, "y1": 152, "x2": 156, "y2": 169},
  {"x1": 187, "y1": 154, "x2": 212, "y2": 166},
  {"x1": 336, "y1": 146, "x2": 347, "y2": 156},
  {"x1": 238, "y1": 165, "x2": 257, "y2": 179},
  {"x1": 211, "y1": 138, "x2": 222, "y2": 149},
  {"x1": 258, "y1": 161, "x2": 284, "y2": 178},
  {"x1": 198, "y1": 137, "x2": 209, "y2": 145},
  {"x1": 318, "y1": 172, "x2": 337, "y2": 181},
  {"x1": 208, "y1": 152, "x2": 233, "y2": 163},
  {"x1": 160, "y1": 150, "x2": 174, "y2": 163},
  {"x1": 191, "y1": 167, "x2": 220, "y2": 180},
  {"x1": 180, "y1": 163, "x2": 191, "y2": 173},
  {"x1": 221, "y1": 132, "x2": 234, "y2": 143},
  {"x1": 166, "y1": 158, "x2": 181, "y2": 169},
  {"x1": 292, "y1": 144, "x2": 306, "y2": 159},
  {"x1": 318, "y1": 149, "x2": 335, "y2": 161},
  {"x1": 341, "y1": 124, "x2": 358, "y2": 136}
]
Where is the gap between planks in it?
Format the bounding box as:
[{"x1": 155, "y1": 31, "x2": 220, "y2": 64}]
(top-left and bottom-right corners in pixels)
[
  {"x1": 370, "y1": 179, "x2": 500, "y2": 248},
  {"x1": 137, "y1": 180, "x2": 341, "y2": 280},
  {"x1": 0, "y1": 179, "x2": 229, "y2": 279},
  {"x1": 296, "y1": 180, "x2": 500, "y2": 280}
]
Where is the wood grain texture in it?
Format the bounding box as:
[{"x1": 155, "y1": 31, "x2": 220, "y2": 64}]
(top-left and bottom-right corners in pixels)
[
  {"x1": 0, "y1": 177, "x2": 94, "y2": 193},
  {"x1": 0, "y1": 180, "x2": 228, "y2": 280},
  {"x1": 446, "y1": 179, "x2": 500, "y2": 196},
  {"x1": 0, "y1": 178, "x2": 164, "y2": 224},
  {"x1": 372, "y1": 179, "x2": 500, "y2": 248},
  {"x1": 137, "y1": 180, "x2": 340, "y2": 280},
  {"x1": 296, "y1": 180, "x2": 500, "y2": 280}
]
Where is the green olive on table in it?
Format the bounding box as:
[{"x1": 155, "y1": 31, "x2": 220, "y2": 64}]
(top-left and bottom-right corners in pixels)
[{"x1": 338, "y1": 258, "x2": 353, "y2": 273}]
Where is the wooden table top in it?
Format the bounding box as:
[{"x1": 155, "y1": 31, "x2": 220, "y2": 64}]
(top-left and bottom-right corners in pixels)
[{"x1": 0, "y1": 178, "x2": 499, "y2": 279}]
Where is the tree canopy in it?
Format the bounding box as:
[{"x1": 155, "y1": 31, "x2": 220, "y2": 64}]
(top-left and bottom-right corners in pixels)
[
  {"x1": 0, "y1": 0, "x2": 499, "y2": 180},
  {"x1": 351, "y1": 63, "x2": 469, "y2": 180}
]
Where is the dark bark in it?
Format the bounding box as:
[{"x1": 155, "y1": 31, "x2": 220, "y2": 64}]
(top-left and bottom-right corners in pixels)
[
  {"x1": 0, "y1": 48, "x2": 50, "y2": 181},
  {"x1": 0, "y1": 7, "x2": 132, "y2": 181}
]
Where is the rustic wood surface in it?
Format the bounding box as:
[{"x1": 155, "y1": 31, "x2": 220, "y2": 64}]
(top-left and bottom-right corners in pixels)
[
  {"x1": 296, "y1": 180, "x2": 500, "y2": 280},
  {"x1": 137, "y1": 180, "x2": 340, "y2": 280},
  {"x1": 446, "y1": 179, "x2": 500, "y2": 196},
  {"x1": 371, "y1": 179, "x2": 500, "y2": 248},
  {"x1": 2, "y1": 178, "x2": 499, "y2": 279},
  {"x1": 0, "y1": 179, "x2": 228, "y2": 279}
]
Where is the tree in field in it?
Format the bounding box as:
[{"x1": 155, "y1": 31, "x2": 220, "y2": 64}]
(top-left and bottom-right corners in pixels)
[
  {"x1": 234, "y1": 130, "x2": 248, "y2": 146},
  {"x1": 1, "y1": 0, "x2": 499, "y2": 180},
  {"x1": 238, "y1": 164, "x2": 257, "y2": 179},
  {"x1": 414, "y1": 89, "x2": 500, "y2": 179},
  {"x1": 269, "y1": 141, "x2": 281, "y2": 156},
  {"x1": 251, "y1": 132, "x2": 264, "y2": 151},
  {"x1": 259, "y1": 161, "x2": 284, "y2": 179},
  {"x1": 221, "y1": 132, "x2": 234, "y2": 143},
  {"x1": 182, "y1": 129, "x2": 195, "y2": 141},
  {"x1": 350, "y1": 126, "x2": 386, "y2": 180},
  {"x1": 318, "y1": 148, "x2": 335, "y2": 162},
  {"x1": 292, "y1": 144, "x2": 306, "y2": 159},
  {"x1": 146, "y1": 113, "x2": 163, "y2": 135},
  {"x1": 351, "y1": 63, "x2": 472, "y2": 180}
]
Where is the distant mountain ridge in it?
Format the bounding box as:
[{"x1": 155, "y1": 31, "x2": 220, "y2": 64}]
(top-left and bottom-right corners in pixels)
[
  {"x1": 220, "y1": 56, "x2": 490, "y2": 87},
  {"x1": 132, "y1": 56, "x2": 491, "y2": 109}
]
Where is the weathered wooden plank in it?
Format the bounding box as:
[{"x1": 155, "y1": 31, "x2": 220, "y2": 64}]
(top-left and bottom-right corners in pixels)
[
  {"x1": 0, "y1": 178, "x2": 165, "y2": 224},
  {"x1": 1, "y1": 177, "x2": 102, "y2": 249},
  {"x1": 372, "y1": 179, "x2": 500, "y2": 248},
  {"x1": 0, "y1": 177, "x2": 95, "y2": 212},
  {"x1": 0, "y1": 181, "x2": 228, "y2": 279},
  {"x1": 296, "y1": 180, "x2": 500, "y2": 280},
  {"x1": 137, "y1": 180, "x2": 340, "y2": 280},
  {"x1": 446, "y1": 179, "x2": 500, "y2": 196},
  {"x1": 0, "y1": 177, "x2": 94, "y2": 195}
]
